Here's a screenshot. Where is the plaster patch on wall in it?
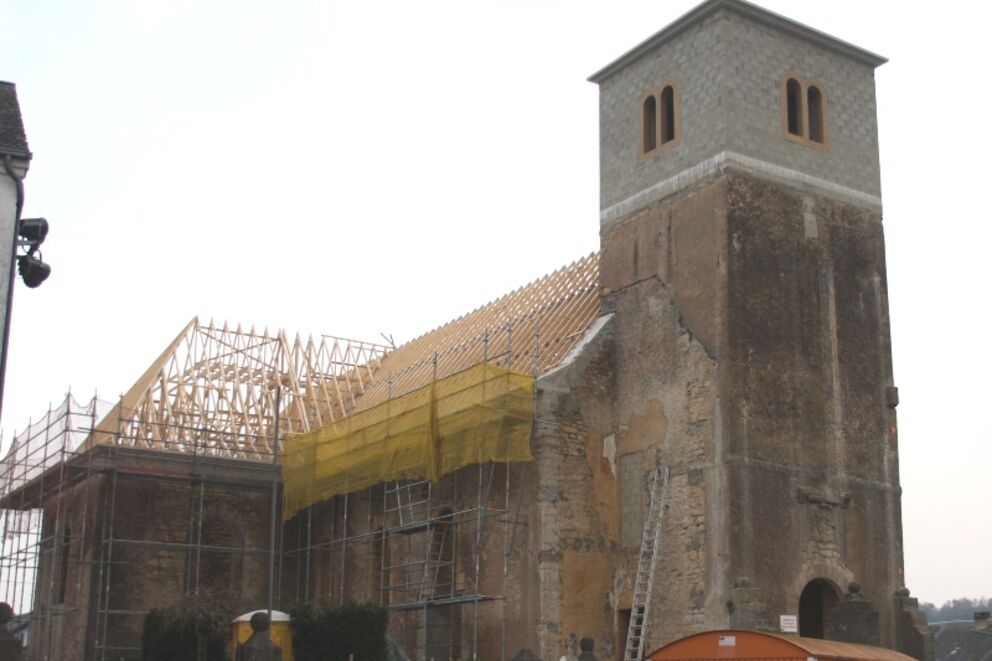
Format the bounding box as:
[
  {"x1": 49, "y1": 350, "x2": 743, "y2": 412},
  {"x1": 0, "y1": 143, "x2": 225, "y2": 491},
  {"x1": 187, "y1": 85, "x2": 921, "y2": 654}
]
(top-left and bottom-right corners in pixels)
[
  {"x1": 603, "y1": 434, "x2": 617, "y2": 477},
  {"x1": 803, "y1": 195, "x2": 818, "y2": 239},
  {"x1": 561, "y1": 550, "x2": 614, "y2": 643},
  {"x1": 618, "y1": 399, "x2": 667, "y2": 456}
]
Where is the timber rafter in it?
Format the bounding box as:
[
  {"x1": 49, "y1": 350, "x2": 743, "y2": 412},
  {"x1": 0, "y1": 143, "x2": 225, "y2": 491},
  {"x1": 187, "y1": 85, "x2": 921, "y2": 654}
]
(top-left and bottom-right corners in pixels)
[{"x1": 83, "y1": 318, "x2": 391, "y2": 461}]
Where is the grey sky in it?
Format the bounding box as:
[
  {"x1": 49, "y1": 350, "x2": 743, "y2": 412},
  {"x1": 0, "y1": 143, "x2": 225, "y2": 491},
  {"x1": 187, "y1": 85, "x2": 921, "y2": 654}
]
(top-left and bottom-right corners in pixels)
[{"x1": 0, "y1": 0, "x2": 988, "y2": 606}]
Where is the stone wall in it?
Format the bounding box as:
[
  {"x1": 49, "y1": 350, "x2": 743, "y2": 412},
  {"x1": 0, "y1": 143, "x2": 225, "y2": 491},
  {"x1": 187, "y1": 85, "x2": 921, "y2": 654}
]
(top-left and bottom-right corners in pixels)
[
  {"x1": 29, "y1": 463, "x2": 275, "y2": 661},
  {"x1": 29, "y1": 475, "x2": 103, "y2": 661},
  {"x1": 284, "y1": 459, "x2": 539, "y2": 661},
  {"x1": 532, "y1": 264, "x2": 720, "y2": 660},
  {"x1": 719, "y1": 174, "x2": 901, "y2": 638},
  {"x1": 597, "y1": 6, "x2": 882, "y2": 227},
  {"x1": 592, "y1": 168, "x2": 922, "y2": 654}
]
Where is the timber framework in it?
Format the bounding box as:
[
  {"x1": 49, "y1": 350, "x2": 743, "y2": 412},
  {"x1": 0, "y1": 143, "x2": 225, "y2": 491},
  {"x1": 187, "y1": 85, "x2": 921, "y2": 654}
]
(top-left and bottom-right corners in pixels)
[{"x1": 0, "y1": 255, "x2": 600, "y2": 661}]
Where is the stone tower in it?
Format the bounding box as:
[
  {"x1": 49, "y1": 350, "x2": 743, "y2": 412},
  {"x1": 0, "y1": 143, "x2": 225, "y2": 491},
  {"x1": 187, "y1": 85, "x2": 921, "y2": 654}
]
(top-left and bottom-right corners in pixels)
[{"x1": 581, "y1": 0, "x2": 930, "y2": 656}]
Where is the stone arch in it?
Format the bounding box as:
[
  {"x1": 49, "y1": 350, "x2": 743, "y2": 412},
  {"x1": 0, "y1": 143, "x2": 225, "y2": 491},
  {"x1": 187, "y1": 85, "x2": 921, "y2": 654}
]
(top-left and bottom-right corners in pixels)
[
  {"x1": 798, "y1": 577, "x2": 841, "y2": 639},
  {"x1": 187, "y1": 505, "x2": 246, "y2": 601}
]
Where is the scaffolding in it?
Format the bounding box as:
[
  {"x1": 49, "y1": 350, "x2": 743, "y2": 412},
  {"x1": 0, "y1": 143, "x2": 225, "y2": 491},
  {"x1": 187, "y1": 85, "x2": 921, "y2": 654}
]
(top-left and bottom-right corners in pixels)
[
  {"x1": 0, "y1": 319, "x2": 392, "y2": 661},
  {"x1": 0, "y1": 253, "x2": 602, "y2": 661},
  {"x1": 281, "y1": 327, "x2": 540, "y2": 661},
  {"x1": 0, "y1": 395, "x2": 111, "y2": 656},
  {"x1": 278, "y1": 253, "x2": 599, "y2": 660}
]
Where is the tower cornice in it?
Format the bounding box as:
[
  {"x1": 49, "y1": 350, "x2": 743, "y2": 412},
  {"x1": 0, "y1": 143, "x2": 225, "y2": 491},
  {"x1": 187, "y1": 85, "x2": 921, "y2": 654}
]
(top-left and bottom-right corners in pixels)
[{"x1": 588, "y1": 0, "x2": 887, "y2": 85}]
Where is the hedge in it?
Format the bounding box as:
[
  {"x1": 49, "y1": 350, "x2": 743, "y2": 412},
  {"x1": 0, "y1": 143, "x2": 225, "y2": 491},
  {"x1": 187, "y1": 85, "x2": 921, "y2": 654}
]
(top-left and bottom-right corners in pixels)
[
  {"x1": 141, "y1": 596, "x2": 231, "y2": 661},
  {"x1": 291, "y1": 601, "x2": 388, "y2": 661}
]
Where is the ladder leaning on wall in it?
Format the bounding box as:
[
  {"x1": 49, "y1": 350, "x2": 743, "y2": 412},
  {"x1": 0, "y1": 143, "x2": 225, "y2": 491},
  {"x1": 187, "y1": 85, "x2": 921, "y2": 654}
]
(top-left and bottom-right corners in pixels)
[{"x1": 623, "y1": 466, "x2": 670, "y2": 661}]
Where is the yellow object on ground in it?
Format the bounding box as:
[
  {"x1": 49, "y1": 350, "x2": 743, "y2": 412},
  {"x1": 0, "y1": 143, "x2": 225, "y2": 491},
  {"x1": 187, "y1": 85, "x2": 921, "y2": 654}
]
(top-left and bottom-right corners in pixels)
[
  {"x1": 231, "y1": 610, "x2": 294, "y2": 661},
  {"x1": 282, "y1": 362, "x2": 535, "y2": 520}
]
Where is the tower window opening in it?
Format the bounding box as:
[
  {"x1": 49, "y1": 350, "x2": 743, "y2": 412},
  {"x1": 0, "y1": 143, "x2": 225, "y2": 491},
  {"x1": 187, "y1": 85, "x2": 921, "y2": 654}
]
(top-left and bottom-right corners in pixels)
[
  {"x1": 786, "y1": 78, "x2": 803, "y2": 136},
  {"x1": 807, "y1": 85, "x2": 824, "y2": 143},
  {"x1": 783, "y1": 73, "x2": 826, "y2": 148},
  {"x1": 640, "y1": 82, "x2": 678, "y2": 158},
  {"x1": 642, "y1": 95, "x2": 658, "y2": 153},
  {"x1": 660, "y1": 85, "x2": 676, "y2": 144}
]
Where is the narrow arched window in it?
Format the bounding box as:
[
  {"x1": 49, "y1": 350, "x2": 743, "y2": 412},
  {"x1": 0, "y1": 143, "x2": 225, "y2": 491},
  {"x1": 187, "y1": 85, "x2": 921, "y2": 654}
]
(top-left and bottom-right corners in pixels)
[
  {"x1": 660, "y1": 85, "x2": 676, "y2": 144},
  {"x1": 642, "y1": 95, "x2": 657, "y2": 153},
  {"x1": 807, "y1": 85, "x2": 824, "y2": 143},
  {"x1": 786, "y1": 78, "x2": 802, "y2": 136}
]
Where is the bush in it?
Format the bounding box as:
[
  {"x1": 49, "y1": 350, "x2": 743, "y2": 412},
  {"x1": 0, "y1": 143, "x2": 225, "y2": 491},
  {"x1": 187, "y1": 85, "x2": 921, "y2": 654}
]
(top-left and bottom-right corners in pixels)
[
  {"x1": 291, "y1": 601, "x2": 388, "y2": 661},
  {"x1": 141, "y1": 595, "x2": 231, "y2": 661}
]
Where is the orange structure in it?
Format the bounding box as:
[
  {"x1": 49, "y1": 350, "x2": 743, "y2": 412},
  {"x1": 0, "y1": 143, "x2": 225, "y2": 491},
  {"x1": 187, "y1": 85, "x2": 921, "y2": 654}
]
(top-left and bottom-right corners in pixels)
[{"x1": 647, "y1": 630, "x2": 917, "y2": 661}]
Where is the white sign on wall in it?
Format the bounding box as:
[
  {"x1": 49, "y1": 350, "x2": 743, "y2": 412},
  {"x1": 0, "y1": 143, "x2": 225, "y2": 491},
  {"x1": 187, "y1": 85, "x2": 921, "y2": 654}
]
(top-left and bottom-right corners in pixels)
[{"x1": 780, "y1": 614, "x2": 799, "y2": 633}]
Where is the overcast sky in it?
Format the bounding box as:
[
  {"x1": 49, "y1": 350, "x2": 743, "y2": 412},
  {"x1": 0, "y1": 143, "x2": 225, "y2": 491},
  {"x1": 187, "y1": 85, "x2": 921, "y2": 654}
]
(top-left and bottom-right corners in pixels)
[{"x1": 0, "y1": 0, "x2": 988, "y2": 607}]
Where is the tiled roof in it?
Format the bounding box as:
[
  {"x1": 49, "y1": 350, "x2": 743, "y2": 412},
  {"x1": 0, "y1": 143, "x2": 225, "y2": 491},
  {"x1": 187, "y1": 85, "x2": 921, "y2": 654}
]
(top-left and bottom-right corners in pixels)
[{"x1": 0, "y1": 82, "x2": 31, "y2": 158}]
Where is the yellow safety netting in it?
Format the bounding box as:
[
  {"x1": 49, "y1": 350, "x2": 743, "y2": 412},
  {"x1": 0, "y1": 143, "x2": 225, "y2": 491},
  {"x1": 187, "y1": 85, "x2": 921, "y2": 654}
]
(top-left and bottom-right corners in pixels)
[{"x1": 281, "y1": 362, "x2": 535, "y2": 520}]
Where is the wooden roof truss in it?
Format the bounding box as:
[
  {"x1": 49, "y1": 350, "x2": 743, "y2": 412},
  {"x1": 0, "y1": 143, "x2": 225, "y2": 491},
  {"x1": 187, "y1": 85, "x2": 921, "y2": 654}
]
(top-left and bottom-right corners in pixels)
[
  {"x1": 88, "y1": 318, "x2": 390, "y2": 460},
  {"x1": 80, "y1": 253, "x2": 601, "y2": 462}
]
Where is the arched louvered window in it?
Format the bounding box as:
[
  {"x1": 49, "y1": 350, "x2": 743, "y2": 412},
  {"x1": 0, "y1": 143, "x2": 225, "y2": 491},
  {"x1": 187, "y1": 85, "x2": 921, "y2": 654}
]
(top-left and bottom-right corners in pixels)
[
  {"x1": 642, "y1": 95, "x2": 658, "y2": 154},
  {"x1": 660, "y1": 85, "x2": 676, "y2": 144},
  {"x1": 786, "y1": 78, "x2": 803, "y2": 136},
  {"x1": 640, "y1": 82, "x2": 679, "y2": 158},
  {"x1": 807, "y1": 85, "x2": 824, "y2": 143},
  {"x1": 782, "y1": 73, "x2": 826, "y2": 148}
]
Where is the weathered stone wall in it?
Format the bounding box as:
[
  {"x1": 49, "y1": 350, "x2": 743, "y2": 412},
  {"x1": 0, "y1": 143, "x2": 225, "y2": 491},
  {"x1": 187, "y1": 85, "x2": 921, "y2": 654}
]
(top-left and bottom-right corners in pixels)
[
  {"x1": 607, "y1": 274, "x2": 720, "y2": 650},
  {"x1": 29, "y1": 475, "x2": 104, "y2": 661},
  {"x1": 104, "y1": 475, "x2": 273, "y2": 650},
  {"x1": 30, "y1": 466, "x2": 275, "y2": 661},
  {"x1": 720, "y1": 174, "x2": 901, "y2": 639},
  {"x1": 291, "y1": 460, "x2": 539, "y2": 661},
  {"x1": 534, "y1": 315, "x2": 618, "y2": 660},
  {"x1": 602, "y1": 174, "x2": 726, "y2": 652},
  {"x1": 531, "y1": 269, "x2": 719, "y2": 660},
  {"x1": 592, "y1": 169, "x2": 913, "y2": 652}
]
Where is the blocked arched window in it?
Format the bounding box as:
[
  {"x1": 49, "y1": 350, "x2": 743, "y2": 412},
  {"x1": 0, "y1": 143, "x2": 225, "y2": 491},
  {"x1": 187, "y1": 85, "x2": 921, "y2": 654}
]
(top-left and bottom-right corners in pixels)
[
  {"x1": 786, "y1": 78, "x2": 803, "y2": 136},
  {"x1": 807, "y1": 85, "x2": 824, "y2": 143},
  {"x1": 188, "y1": 511, "x2": 244, "y2": 600},
  {"x1": 660, "y1": 85, "x2": 676, "y2": 144},
  {"x1": 642, "y1": 95, "x2": 658, "y2": 153}
]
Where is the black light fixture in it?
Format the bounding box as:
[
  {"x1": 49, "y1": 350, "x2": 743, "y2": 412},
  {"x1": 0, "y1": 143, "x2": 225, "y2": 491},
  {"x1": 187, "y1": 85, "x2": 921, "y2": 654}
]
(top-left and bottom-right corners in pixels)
[
  {"x1": 17, "y1": 254, "x2": 50, "y2": 288},
  {"x1": 16, "y1": 217, "x2": 50, "y2": 288}
]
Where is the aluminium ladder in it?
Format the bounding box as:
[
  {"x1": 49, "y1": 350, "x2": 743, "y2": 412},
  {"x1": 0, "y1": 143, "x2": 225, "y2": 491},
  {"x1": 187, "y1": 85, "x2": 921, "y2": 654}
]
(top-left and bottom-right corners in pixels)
[{"x1": 623, "y1": 466, "x2": 670, "y2": 661}]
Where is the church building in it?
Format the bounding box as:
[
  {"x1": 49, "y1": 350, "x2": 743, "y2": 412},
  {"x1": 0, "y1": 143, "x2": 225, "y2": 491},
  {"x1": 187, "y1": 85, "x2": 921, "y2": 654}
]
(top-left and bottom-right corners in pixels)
[{"x1": 0, "y1": 2, "x2": 932, "y2": 660}]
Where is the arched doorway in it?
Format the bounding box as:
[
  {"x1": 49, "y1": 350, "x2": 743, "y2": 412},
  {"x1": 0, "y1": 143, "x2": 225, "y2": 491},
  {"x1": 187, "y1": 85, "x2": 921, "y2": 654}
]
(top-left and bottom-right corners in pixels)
[{"x1": 798, "y1": 578, "x2": 840, "y2": 638}]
